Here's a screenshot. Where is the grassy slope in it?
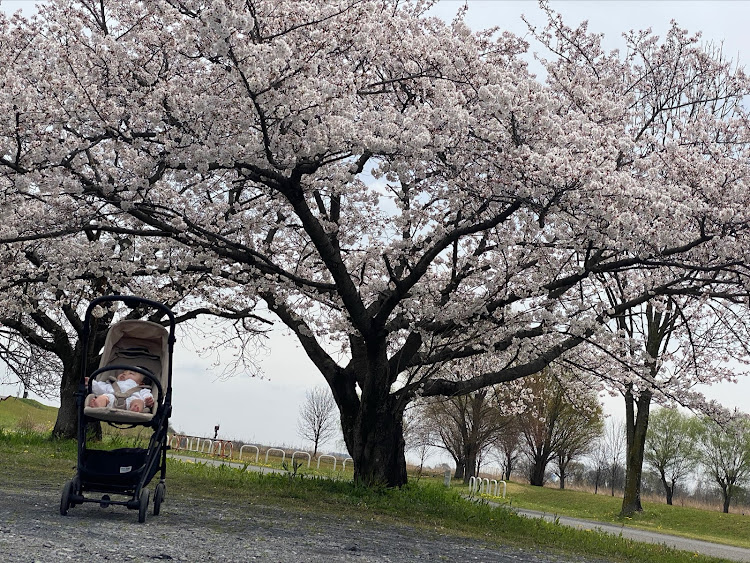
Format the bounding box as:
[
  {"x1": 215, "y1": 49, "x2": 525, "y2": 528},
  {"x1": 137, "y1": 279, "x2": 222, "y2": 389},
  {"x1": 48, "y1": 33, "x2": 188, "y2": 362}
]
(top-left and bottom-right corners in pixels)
[{"x1": 0, "y1": 397, "x2": 58, "y2": 431}]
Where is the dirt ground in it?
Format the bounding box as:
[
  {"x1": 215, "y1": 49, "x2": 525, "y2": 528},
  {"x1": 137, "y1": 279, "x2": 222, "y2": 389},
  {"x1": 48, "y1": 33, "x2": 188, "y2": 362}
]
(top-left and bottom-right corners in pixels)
[{"x1": 0, "y1": 477, "x2": 612, "y2": 563}]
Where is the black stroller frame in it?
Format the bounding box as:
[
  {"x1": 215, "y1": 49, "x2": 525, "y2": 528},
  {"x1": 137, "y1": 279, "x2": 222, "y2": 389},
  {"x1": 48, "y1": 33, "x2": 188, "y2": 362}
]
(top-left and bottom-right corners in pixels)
[{"x1": 60, "y1": 295, "x2": 176, "y2": 523}]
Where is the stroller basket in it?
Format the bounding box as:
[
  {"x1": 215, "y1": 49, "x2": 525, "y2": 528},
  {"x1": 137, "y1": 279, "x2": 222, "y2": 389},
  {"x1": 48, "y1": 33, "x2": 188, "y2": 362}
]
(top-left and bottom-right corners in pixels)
[{"x1": 81, "y1": 448, "x2": 150, "y2": 488}]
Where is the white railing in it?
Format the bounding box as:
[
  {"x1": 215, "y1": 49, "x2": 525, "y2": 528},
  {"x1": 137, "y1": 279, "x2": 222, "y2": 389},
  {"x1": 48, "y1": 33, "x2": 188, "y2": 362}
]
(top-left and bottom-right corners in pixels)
[
  {"x1": 317, "y1": 454, "x2": 337, "y2": 470},
  {"x1": 468, "y1": 476, "x2": 506, "y2": 498},
  {"x1": 291, "y1": 451, "x2": 311, "y2": 468},
  {"x1": 238, "y1": 444, "x2": 260, "y2": 463},
  {"x1": 341, "y1": 457, "x2": 353, "y2": 470},
  {"x1": 265, "y1": 447, "x2": 286, "y2": 464}
]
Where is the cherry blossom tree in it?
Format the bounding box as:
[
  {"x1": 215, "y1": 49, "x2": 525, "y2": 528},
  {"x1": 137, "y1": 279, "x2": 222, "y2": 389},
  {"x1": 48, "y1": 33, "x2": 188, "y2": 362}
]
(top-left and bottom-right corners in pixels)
[
  {"x1": 0, "y1": 215, "x2": 269, "y2": 438},
  {"x1": 531, "y1": 8, "x2": 750, "y2": 514},
  {"x1": 2, "y1": 0, "x2": 750, "y2": 487},
  {"x1": 0, "y1": 328, "x2": 61, "y2": 400}
]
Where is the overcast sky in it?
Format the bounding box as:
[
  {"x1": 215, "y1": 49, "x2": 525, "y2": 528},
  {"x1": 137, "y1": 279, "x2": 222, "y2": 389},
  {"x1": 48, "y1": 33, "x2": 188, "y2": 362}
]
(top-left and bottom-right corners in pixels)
[{"x1": 2, "y1": 0, "x2": 750, "y2": 466}]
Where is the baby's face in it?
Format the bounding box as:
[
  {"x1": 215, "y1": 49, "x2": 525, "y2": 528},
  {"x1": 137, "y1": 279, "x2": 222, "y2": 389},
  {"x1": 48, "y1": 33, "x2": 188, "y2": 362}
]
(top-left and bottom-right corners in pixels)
[{"x1": 118, "y1": 370, "x2": 144, "y2": 384}]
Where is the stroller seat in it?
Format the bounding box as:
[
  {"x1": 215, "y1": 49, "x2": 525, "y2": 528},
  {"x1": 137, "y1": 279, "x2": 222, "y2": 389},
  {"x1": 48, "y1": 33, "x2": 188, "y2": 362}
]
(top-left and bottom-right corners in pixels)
[{"x1": 83, "y1": 320, "x2": 169, "y2": 425}]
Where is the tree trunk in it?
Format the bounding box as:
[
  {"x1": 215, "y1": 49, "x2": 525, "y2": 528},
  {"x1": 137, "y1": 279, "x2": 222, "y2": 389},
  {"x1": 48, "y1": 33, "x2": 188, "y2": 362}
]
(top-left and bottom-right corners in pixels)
[
  {"x1": 52, "y1": 361, "x2": 80, "y2": 439},
  {"x1": 558, "y1": 455, "x2": 567, "y2": 490},
  {"x1": 503, "y1": 459, "x2": 513, "y2": 481},
  {"x1": 52, "y1": 339, "x2": 103, "y2": 441},
  {"x1": 334, "y1": 339, "x2": 408, "y2": 487},
  {"x1": 529, "y1": 457, "x2": 547, "y2": 486},
  {"x1": 722, "y1": 485, "x2": 731, "y2": 513},
  {"x1": 343, "y1": 398, "x2": 407, "y2": 487},
  {"x1": 463, "y1": 447, "x2": 479, "y2": 484},
  {"x1": 454, "y1": 460, "x2": 466, "y2": 481},
  {"x1": 621, "y1": 389, "x2": 652, "y2": 516},
  {"x1": 660, "y1": 471, "x2": 674, "y2": 505}
]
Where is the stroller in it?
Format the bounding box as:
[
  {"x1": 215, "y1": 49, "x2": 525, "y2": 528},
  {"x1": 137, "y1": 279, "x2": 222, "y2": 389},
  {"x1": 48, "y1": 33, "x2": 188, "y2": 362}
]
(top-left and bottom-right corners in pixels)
[{"x1": 60, "y1": 295, "x2": 175, "y2": 523}]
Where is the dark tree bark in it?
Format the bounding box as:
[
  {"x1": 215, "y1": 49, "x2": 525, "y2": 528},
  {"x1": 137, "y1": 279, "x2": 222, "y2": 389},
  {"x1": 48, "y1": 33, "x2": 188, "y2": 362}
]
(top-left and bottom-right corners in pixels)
[
  {"x1": 331, "y1": 336, "x2": 408, "y2": 487},
  {"x1": 659, "y1": 469, "x2": 675, "y2": 506},
  {"x1": 619, "y1": 302, "x2": 674, "y2": 517},
  {"x1": 621, "y1": 386, "x2": 652, "y2": 516}
]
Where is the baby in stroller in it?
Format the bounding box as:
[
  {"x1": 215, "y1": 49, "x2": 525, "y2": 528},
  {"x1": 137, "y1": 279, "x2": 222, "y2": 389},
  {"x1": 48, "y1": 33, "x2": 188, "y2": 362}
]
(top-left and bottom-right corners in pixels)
[{"x1": 87, "y1": 369, "x2": 156, "y2": 413}]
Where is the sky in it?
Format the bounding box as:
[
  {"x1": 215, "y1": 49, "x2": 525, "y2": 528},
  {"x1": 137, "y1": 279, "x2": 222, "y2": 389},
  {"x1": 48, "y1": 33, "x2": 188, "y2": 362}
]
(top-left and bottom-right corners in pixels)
[{"x1": 2, "y1": 0, "x2": 750, "y2": 466}]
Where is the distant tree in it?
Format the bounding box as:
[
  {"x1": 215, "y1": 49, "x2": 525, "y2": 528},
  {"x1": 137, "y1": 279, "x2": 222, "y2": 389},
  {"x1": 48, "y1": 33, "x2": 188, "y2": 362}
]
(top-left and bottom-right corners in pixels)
[
  {"x1": 517, "y1": 367, "x2": 603, "y2": 487},
  {"x1": 698, "y1": 413, "x2": 750, "y2": 513},
  {"x1": 297, "y1": 387, "x2": 338, "y2": 458},
  {"x1": 603, "y1": 419, "x2": 626, "y2": 497},
  {"x1": 425, "y1": 388, "x2": 506, "y2": 483},
  {"x1": 553, "y1": 399, "x2": 604, "y2": 490},
  {"x1": 403, "y1": 405, "x2": 436, "y2": 480},
  {"x1": 587, "y1": 439, "x2": 610, "y2": 495},
  {"x1": 492, "y1": 418, "x2": 522, "y2": 481},
  {"x1": 422, "y1": 359, "x2": 516, "y2": 483},
  {"x1": 644, "y1": 408, "x2": 700, "y2": 505}
]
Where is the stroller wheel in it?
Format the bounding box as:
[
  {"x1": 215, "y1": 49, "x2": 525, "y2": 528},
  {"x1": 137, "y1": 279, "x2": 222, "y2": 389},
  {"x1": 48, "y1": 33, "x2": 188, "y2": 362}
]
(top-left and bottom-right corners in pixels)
[
  {"x1": 138, "y1": 488, "x2": 150, "y2": 523},
  {"x1": 70, "y1": 477, "x2": 81, "y2": 506},
  {"x1": 60, "y1": 480, "x2": 73, "y2": 516},
  {"x1": 100, "y1": 495, "x2": 111, "y2": 508},
  {"x1": 153, "y1": 482, "x2": 166, "y2": 516}
]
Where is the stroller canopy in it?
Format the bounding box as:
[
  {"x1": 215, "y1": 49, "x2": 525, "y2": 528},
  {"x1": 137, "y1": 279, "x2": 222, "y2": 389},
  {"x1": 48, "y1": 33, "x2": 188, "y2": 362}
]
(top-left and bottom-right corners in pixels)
[{"x1": 85, "y1": 319, "x2": 171, "y2": 423}]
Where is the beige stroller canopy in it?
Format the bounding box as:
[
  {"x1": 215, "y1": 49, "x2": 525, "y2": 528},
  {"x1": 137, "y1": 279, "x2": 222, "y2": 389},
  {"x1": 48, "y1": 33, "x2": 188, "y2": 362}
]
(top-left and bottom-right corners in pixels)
[{"x1": 84, "y1": 319, "x2": 170, "y2": 424}]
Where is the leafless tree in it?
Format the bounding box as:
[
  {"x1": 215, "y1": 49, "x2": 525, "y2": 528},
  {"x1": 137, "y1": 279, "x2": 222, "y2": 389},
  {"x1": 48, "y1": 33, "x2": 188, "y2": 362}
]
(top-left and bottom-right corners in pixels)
[
  {"x1": 297, "y1": 386, "x2": 339, "y2": 458},
  {"x1": 492, "y1": 419, "x2": 522, "y2": 481},
  {"x1": 0, "y1": 328, "x2": 61, "y2": 400},
  {"x1": 604, "y1": 419, "x2": 626, "y2": 497},
  {"x1": 587, "y1": 439, "x2": 610, "y2": 495},
  {"x1": 403, "y1": 405, "x2": 437, "y2": 480},
  {"x1": 423, "y1": 387, "x2": 511, "y2": 483}
]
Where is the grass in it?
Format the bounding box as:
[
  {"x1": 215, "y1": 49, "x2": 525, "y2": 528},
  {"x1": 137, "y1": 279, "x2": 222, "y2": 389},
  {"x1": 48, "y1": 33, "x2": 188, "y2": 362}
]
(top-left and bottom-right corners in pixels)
[
  {"x1": 0, "y1": 400, "x2": 739, "y2": 562},
  {"x1": 0, "y1": 397, "x2": 58, "y2": 432},
  {"x1": 0, "y1": 433, "x2": 732, "y2": 563},
  {"x1": 485, "y1": 481, "x2": 750, "y2": 549},
  {"x1": 129, "y1": 456, "x2": 732, "y2": 562}
]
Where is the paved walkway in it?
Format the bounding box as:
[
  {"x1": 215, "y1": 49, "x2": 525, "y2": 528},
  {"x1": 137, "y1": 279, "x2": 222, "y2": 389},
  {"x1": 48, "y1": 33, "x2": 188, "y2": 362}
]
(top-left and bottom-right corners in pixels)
[
  {"x1": 169, "y1": 453, "x2": 286, "y2": 474},
  {"x1": 169, "y1": 455, "x2": 750, "y2": 562},
  {"x1": 509, "y1": 504, "x2": 750, "y2": 562}
]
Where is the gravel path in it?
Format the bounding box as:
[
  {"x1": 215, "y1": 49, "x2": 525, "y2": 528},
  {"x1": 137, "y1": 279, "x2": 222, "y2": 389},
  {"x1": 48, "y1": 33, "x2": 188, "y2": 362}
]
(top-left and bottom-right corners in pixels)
[{"x1": 0, "y1": 479, "x2": 608, "y2": 563}]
